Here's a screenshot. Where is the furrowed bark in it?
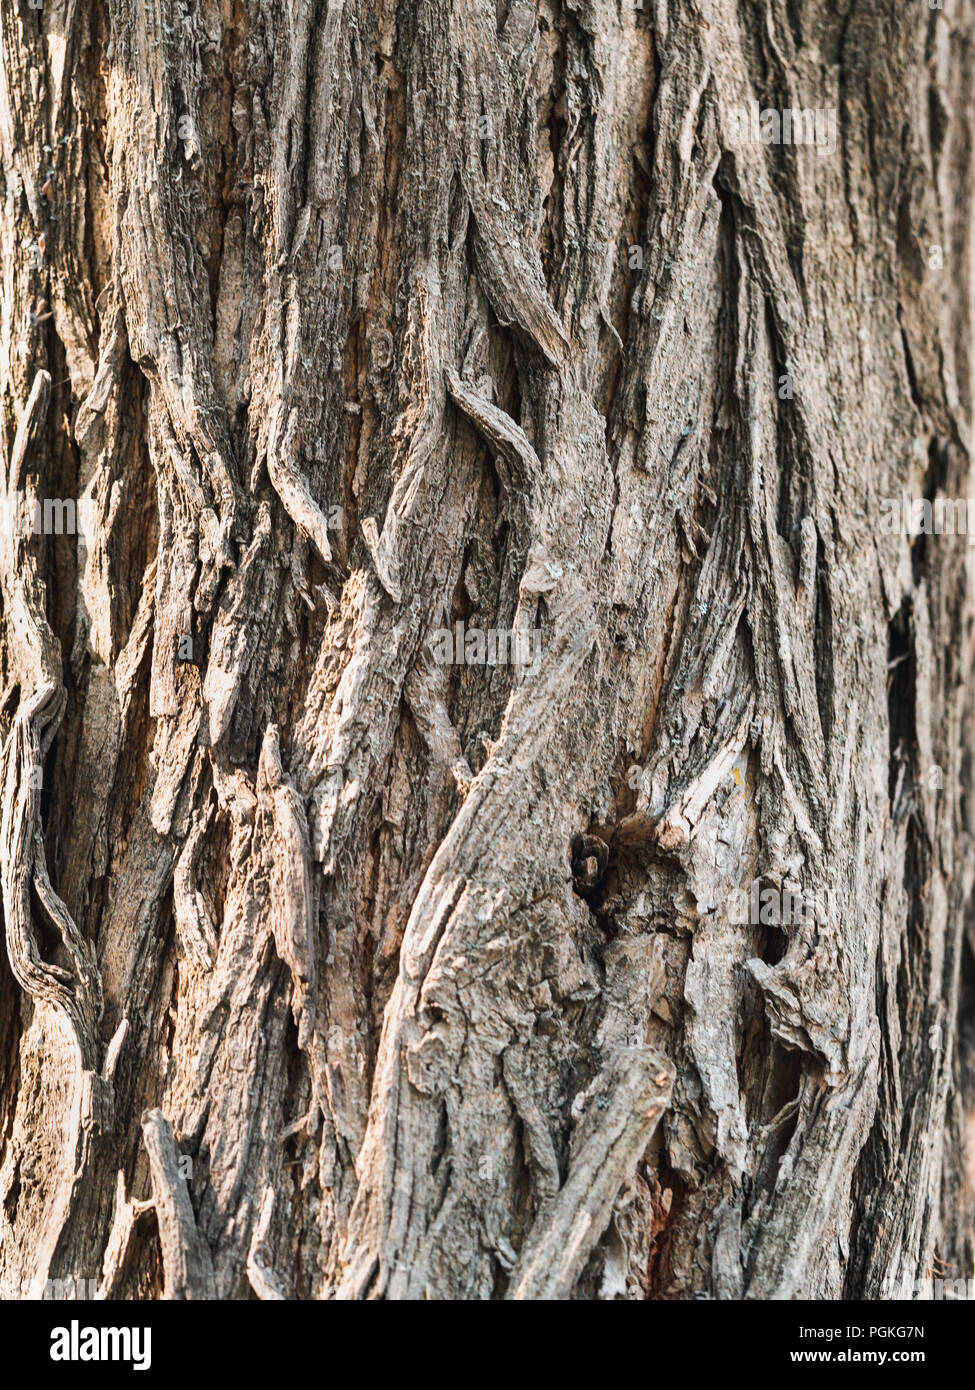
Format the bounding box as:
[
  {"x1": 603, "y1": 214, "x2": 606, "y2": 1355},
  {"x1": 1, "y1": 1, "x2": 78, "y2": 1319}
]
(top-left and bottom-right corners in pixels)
[{"x1": 0, "y1": 0, "x2": 973, "y2": 1302}]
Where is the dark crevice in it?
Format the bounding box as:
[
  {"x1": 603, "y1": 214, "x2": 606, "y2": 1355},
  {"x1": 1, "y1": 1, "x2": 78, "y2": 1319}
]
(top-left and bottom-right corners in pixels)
[{"x1": 813, "y1": 547, "x2": 834, "y2": 744}]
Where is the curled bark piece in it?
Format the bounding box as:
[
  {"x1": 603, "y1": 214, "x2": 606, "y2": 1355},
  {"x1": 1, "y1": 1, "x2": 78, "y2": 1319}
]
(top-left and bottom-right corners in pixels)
[
  {"x1": 0, "y1": 713, "x2": 100, "y2": 1068},
  {"x1": 0, "y1": 372, "x2": 101, "y2": 1066},
  {"x1": 444, "y1": 366, "x2": 543, "y2": 489},
  {"x1": 266, "y1": 406, "x2": 333, "y2": 565},
  {"x1": 360, "y1": 515, "x2": 402, "y2": 603},
  {"x1": 141, "y1": 1109, "x2": 216, "y2": 1301},
  {"x1": 202, "y1": 503, "x2": 272, "y2": 746},
  {"x1": 7, "y1": 369, "x2": 50, "y2": 497},
  {"x1": 619, "y1": 716, "x2": 753, "y2": 851},
  {"x1": 507, "y1": 1048, "x2": 673, "y2": 1300},
  {"x1": 404, "y1": 651, "x2": 474, "y2": 796},
  {"x1": 101, "y1": 1018, "x2": 129, "y2": 1084},
  {"x1": 259, "y1": 726, "x2": 318, "y2": 1049},
  {"x1": 246, "y1": 1186, "x2": 287, "y2": 1301},
  {"x1": 173, "y1": 815, "x2": 218, "y2": 969},
  {"x1": 467, "y1": 185, "x2": 572, "y2": 371},
  {"x1": 502, "y1": 1049, "x2": 561, "y2": 1206},
  {"x1": 97, "y1": 1170, "x2": 154, "y2": 1301}
]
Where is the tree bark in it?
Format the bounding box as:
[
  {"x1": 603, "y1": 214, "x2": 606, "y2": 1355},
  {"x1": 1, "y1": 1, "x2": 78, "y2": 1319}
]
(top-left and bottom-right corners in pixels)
[{"x1": 0, "y1": 0, "x2": 973, "y2": 1301}]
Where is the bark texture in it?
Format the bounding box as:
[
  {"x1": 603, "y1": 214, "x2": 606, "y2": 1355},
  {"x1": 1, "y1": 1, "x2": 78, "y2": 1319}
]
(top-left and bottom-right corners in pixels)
[{"x1": 0, "y1": 0, "x2": 974, "y2": 1300}]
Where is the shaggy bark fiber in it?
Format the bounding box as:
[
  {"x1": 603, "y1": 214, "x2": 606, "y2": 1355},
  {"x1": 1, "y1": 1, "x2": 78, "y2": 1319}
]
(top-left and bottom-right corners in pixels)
[{"x1": 0, "y1": 0, "x2": 973, "y2": 1300}]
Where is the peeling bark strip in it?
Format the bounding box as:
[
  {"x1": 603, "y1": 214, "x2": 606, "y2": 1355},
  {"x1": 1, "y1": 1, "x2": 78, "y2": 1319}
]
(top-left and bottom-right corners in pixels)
[
  {"x1": 508, "y1": 1049, "x2": 673, "y2": 1300},
  {"x1": 0, "y1": 0, "x2": 973, "y2": 1302},
  {"x1": 141, "y1": 1111, "x2": 215, "y2": 1301}
]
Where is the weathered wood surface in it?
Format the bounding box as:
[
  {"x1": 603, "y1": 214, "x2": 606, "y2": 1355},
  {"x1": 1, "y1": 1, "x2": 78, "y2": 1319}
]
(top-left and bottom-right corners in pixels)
[{"x1": 0, "y1": 0, "x2": 972, "y2": 1299}]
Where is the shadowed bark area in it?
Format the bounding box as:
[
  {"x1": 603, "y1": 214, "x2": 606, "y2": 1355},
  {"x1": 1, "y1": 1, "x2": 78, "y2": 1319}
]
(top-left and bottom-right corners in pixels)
[{"x1": 0, "y1": 0, "x2": 973, "y2": 1300}]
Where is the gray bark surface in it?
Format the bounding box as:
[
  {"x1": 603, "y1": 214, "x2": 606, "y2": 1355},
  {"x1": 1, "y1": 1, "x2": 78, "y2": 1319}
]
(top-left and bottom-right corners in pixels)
[{"x1": 0, "y1": 0, "x2": 973, "y2": 1300}]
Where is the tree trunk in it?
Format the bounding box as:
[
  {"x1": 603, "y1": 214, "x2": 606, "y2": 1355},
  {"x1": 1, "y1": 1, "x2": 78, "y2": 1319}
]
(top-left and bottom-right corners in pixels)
[{"x1": 0, "y1": 0, "x2": 973, "y2": 1302}]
